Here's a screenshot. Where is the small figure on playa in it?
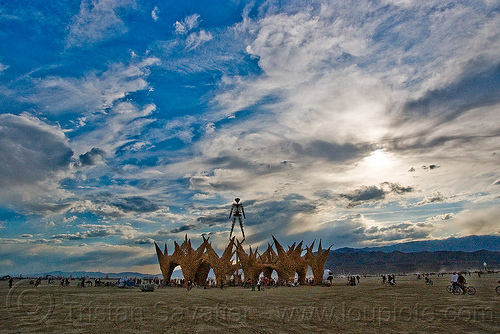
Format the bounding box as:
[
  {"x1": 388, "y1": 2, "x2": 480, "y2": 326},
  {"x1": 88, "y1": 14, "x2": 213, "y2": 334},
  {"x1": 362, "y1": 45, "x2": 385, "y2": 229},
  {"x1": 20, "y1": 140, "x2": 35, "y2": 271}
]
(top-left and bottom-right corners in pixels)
[{"x1": 229, "y1": 198, "x2": 246, "y2": 241}]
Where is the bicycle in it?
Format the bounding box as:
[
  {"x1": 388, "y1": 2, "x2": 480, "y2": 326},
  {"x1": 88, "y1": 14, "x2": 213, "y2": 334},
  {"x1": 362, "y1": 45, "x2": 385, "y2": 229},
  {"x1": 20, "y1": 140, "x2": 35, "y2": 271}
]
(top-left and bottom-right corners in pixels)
[
  {"x1": 446, "y1": 282, "x2": 475, "y2": 295},
  {"x1": 496, "y1": 281, "x2": 500, "y2": 295},
  {"x1": 452, "y1": 284, "x2": 476, "y2": 295}
]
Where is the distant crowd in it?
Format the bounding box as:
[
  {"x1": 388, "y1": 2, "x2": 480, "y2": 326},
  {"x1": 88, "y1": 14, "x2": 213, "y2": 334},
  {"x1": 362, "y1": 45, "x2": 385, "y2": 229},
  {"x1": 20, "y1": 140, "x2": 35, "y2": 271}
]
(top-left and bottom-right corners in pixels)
[{"x1": 3, "y1": 269, "x2": 497, "y2": 291}]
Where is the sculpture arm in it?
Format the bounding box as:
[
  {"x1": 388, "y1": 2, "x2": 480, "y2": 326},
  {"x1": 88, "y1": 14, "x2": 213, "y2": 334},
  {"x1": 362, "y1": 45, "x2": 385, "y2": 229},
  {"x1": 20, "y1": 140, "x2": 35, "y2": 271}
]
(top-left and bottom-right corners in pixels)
[
  {"x1": 241, "y1": 206, "x2": 246, "y2": 219},
  {"x1": 229, "y1": 206, "x2": 233, "y2": 219}
]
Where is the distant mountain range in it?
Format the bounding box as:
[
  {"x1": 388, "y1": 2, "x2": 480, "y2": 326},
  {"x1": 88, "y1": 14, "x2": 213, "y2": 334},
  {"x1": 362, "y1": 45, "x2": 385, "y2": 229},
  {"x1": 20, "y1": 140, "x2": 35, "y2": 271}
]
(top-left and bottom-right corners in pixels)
[
  {"x1": 24, "y1": 271, "x2": 163, "y2": 279},
  {"x1": 326, "y1": 250, "x2": 499, "y2": 275},
  {"x1": 326, "y1": 235, "x2": 500, "y2": 275},
  {"x1": 332, "y1": 235, "x2": 500, "y2": 253}
]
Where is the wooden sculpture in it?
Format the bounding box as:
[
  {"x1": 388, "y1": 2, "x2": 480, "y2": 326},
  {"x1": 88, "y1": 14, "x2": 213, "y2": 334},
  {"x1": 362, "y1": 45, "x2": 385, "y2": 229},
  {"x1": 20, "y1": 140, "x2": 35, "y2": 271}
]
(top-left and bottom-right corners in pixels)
[
  {"x1": 155, "y1": 235, "x2": 331, "y2": 287},
  {"x1": 304, "y1": 239, "x2": 332, "y2": 285},
  {"x1": 235, "y1": 239, "x2": 264, "y2": 282},
  {"x1": 203, "y1": 236, "x2": 236, "y2": 287}
]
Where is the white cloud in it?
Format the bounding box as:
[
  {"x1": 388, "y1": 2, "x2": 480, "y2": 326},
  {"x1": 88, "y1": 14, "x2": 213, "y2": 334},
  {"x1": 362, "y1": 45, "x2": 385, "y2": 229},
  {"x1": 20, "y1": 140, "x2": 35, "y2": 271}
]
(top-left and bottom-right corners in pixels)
[
  {"x1": 454, "y1": 206, "x2": 500, "y2": 236},
  {"x1": 0, "y1": 238, "x2": 63, "y2": 244},
  {"x1": 427, "y1": 213, "x2": 454, "y2": 221},
  {"x1": 193, "y1": 193, "x2": 216, "y2": 200},
  {"x1": 63, "y1": 216, "x2": 78, "y2": 224},
  {"x1": 25, "y1": 57, "x2": 160, "y2": 114},
  {"x1": 45, "y1": 221, "x2": 56, "y2": 228},
  {"x1": 1, "y1": 0, "x2": 499, "y2": 270},
  {"x1": 0, "y1": 63, "x2": 8, "y2": 74},
  {"x1": 195, "y1": 2, "x2": 500, "y2": 203},
  {"x1": 172, "y1": 14, "x2": 212, "y2": 51},
  {"x1": 434, "y1": 206, "x2": 500, "y2": 237},
  {"x1": 174, "y1": 13, "x2": 200, "y2": 34},
  {"x1": 185, "y1": 30, "x2": 213, "y2": 50},
  {"x1": 71, "y1": 102, "x2": 156, "y2": 157},
  {"x1": 246, "y1": 12, "x2": 369, "y2": 77},
  {"x1": 380, "y1": 0, "x2": 415, "y2": 7},
  {"x1": 135, "y1": 237, "x2": 155, "y2": 244},
  {"x1": 125, "y1": 141, "x2": 152, "y2": 152},
  {"x1": 145, "y1": 115, "x2": 196, "y2": 144},
  {"x1": 0, "y1": 242, "x2": 156, "y2": 274},
  {"x1": 68, "y1": 200, "x2": 134, "y2": 219},
  {"x1": 51, "y1": 222, "x2": 139, "y2": 240},
  {"x1": 0, "y1": 114, "x2": 73, "y2": 203},
  {"x1": 151, "y1": 6, "x2": 159, "y2": 21},
  {"x1": 66, "y1": 0, "x2": 136, "y2": 48}
]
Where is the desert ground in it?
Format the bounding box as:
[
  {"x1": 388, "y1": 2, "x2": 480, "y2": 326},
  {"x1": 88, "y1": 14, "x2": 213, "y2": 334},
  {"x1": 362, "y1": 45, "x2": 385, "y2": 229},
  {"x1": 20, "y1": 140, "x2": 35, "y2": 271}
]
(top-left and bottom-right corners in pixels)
[{"x1": 1, "y1": 273, "x2": 499, "y2": 333}]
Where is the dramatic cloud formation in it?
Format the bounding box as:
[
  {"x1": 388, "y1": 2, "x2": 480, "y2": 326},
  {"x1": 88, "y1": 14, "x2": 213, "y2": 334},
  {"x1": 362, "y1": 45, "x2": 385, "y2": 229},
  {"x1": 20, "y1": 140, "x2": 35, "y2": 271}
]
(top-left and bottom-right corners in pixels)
[
  {"x1": 0, "y1": 114, "x2": 73, "y2": 205},
  {"x1": 340, "y1": 182, "x2": 414, "y2": 208},
  {"x1": 78, "y1": 147, "x2": 106, "y2": 166},
  {"x1": 0, "y1": 0, "x2": 499, "y2": 275}
]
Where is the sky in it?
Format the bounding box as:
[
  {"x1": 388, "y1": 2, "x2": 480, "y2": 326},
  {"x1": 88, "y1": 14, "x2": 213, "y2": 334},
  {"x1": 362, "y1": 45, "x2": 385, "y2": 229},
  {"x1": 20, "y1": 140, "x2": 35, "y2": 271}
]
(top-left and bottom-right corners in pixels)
[{"x1": 0, "y1": 0, "x2": 499, "y2": 275}]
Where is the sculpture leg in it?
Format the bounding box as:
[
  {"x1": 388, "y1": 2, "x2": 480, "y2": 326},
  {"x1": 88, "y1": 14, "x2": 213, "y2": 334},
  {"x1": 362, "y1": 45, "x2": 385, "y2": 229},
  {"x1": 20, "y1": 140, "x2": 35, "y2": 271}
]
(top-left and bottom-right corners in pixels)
[
  {"x1": 229, "y1": 218, "x2": 236, "y2": 240},
  {"x1": 239, "y1": 217, "x2": 245, "y2": 241}
]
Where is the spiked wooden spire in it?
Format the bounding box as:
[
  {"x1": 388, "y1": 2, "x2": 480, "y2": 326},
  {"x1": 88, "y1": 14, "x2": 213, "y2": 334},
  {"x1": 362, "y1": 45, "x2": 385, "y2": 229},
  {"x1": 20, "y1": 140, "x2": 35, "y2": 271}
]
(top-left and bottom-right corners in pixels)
[{"x1": 305, "y1": 239, "x2": 332, "y2": 285}]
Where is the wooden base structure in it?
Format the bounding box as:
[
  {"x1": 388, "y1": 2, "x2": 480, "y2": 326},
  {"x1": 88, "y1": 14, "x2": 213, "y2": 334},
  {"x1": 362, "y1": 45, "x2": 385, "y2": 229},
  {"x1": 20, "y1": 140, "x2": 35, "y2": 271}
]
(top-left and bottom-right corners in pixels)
[{"x1": 155, "y1": 235, "x2": 331, "y2": 286}]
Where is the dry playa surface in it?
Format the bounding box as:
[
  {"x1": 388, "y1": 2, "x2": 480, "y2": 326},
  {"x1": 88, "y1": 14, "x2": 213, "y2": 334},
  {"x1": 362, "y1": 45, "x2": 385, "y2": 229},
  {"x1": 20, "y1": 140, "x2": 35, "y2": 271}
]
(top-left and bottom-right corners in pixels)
[{"x1": 1, "y1": 274, "x2": 500, "y2": 333}]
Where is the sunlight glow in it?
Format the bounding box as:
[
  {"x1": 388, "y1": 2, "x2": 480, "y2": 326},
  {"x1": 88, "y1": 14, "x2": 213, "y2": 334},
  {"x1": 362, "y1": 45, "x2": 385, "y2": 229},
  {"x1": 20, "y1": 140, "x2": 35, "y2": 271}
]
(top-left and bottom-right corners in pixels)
[{"x1": 362, "y1": 149, "x2": 392, "y2": 171}]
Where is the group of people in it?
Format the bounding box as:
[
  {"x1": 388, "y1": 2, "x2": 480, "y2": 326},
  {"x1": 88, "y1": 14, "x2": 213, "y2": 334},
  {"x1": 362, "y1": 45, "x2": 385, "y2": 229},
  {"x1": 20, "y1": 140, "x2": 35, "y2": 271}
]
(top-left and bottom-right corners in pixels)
[
  {"x1": 381, "y1": 274, "x2": 396, "y2": 285},
  {"x1": 347, "y1": 276, "x2": 360, "y2": 286},
  {"x1": 416, "y1": 274, "x2": 433, "y2": 284}
]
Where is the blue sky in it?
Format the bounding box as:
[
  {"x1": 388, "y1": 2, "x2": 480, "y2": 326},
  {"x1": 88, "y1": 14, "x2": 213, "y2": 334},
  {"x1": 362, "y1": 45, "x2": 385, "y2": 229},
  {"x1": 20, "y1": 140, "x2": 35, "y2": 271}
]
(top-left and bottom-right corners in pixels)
[{"x1": 0, "y1": 0, "x2": 499, "y2": 275}]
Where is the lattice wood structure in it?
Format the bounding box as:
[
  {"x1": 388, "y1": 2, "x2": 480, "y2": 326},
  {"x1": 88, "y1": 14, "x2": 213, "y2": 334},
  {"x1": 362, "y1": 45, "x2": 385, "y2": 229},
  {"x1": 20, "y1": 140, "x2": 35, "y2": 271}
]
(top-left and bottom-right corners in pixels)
[
  {"x1": 304, "y1": 239, "x2": 331, "y2": 284},
  {"x1": 155, "y1": 235, "x2": 332, "y2": 286},
  {"x1": 203, "y1": 236, "x2": 237, "y2": 286}
]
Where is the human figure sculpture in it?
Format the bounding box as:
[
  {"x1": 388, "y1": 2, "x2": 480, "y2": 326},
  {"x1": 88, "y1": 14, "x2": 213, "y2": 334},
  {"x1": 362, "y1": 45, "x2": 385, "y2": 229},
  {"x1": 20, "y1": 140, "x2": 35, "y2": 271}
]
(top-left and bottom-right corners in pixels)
[{"x1": 229, "y1": 198, "x2": 246, "y2": 241}]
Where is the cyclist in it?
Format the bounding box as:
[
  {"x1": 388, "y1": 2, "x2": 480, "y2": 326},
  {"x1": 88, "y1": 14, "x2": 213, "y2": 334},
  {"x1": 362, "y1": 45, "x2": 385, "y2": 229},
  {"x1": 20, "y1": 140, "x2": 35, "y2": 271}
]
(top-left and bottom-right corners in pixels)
[
  {"x1": 451, "y1": 272, "x2": 458, "y2": 290},
  {"x1": 457, "y1": 272, "x2": 466, "y2": 294}
]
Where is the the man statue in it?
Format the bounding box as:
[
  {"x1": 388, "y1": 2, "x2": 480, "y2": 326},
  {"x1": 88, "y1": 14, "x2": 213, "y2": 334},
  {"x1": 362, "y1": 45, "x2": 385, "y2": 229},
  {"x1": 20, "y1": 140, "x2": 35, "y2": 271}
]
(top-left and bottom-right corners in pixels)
[{"x1": 229, "y1": 198, "x2": 246, "y2": 241}]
